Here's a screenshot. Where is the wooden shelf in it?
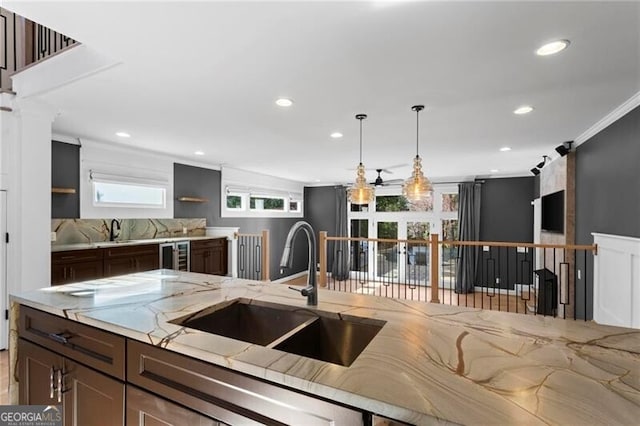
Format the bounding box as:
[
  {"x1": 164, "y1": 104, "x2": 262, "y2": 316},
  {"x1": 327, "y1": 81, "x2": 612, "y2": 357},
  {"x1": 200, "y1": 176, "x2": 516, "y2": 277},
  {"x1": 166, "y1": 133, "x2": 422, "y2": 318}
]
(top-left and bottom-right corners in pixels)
[
  {"x1": 52, "y1": 187, "x2": 77, "y2": 194},
  {"x1": 177, "y1": 196, "x2": 208, "y2": 203}
]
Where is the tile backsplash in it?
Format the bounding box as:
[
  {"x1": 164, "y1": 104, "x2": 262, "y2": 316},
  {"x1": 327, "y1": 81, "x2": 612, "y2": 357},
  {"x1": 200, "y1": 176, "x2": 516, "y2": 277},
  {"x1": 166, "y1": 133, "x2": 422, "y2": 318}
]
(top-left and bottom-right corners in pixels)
[{"x1": 51, "y1": 218, "x2": 206, "y2": 245}]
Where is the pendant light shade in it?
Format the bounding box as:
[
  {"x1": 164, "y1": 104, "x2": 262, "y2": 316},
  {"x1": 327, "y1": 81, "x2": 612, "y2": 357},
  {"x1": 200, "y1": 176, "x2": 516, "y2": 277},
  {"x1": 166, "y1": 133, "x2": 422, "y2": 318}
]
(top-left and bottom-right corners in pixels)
[
  {"x1": 348, "y1": 114, "x2": 375, "y2": 205},
  {"x1": 402, "y1": 105, "x2": 431, "y2": 202}
]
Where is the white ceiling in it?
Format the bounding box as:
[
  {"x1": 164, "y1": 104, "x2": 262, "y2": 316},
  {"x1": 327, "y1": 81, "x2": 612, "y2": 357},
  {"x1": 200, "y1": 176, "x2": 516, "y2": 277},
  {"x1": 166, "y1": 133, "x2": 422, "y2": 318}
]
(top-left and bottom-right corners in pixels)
[{"x1": 6, "y1": 1, "x2": 640, "y2": 185}]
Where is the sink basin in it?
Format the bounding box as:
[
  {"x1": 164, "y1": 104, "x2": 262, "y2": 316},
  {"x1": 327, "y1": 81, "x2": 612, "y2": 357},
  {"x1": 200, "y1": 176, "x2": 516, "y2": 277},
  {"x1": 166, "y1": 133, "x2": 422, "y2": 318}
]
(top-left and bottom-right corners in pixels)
[
  {"x1": 171, "y1": 298, "x2": 385, "y2": 366},
  {"x1": 171, "y1": 299, "x2": 316, "y2": 346},
  {"x1": 273, "y1": 316, "x2": 384, "y2": 367}
]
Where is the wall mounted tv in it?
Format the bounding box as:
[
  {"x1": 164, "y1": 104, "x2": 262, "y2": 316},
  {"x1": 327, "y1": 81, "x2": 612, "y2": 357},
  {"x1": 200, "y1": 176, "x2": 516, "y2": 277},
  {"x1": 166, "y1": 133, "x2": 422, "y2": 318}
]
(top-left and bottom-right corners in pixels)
[{"x1": 541, "y1": 190, "x2": 564, "y2": 233}]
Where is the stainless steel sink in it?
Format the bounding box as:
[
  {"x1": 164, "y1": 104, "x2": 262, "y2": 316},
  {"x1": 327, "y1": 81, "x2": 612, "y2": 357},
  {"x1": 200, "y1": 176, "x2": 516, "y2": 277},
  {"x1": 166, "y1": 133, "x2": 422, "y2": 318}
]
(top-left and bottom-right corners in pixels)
[
  {"x1": 273, "y1": 316, "x2": 384, "y2": 367},
  {"x1": 171, "y1": 299, "x2": 317, "y2": 346},
  {"x1": 171, "y1": 298, "x2": 385, "y2": 366}
]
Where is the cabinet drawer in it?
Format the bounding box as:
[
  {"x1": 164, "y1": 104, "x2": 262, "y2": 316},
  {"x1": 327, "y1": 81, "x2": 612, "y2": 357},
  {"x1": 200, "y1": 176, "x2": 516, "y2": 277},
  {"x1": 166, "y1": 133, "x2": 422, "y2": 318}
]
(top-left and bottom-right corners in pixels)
[
  {"x1": 19, "y1": 306, "x2": 125, "y2": 380},
  {"x1": 127, "y1": 340, "x2": 365, "y2": 426},
  {"x1": 52, "y1": 248, "x2": 104, "y2": 264},
  {"x1": 127, "y1": 385, "x2": 223, "y2": 426},
  {"x1": 190, "y1": 238, "x2": 226, "y2": 251},
  {"x1": 104, "y1": 244, "x2": 159, "y2": 259}
]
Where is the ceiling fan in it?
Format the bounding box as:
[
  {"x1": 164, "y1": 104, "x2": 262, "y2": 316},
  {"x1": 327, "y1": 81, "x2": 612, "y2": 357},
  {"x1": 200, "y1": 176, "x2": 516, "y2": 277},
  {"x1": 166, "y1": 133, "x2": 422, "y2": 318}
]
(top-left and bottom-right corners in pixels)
[{"x1": 371, "y1": 169, "x2": 404, "y2": 187}]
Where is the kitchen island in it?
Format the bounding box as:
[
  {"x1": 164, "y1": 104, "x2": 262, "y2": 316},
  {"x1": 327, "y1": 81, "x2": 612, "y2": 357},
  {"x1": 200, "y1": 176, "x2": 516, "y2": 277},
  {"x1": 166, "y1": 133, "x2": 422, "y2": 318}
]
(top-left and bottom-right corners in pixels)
[{"x1": 9, "y1": 270, "x2": 640, "y2": 425}]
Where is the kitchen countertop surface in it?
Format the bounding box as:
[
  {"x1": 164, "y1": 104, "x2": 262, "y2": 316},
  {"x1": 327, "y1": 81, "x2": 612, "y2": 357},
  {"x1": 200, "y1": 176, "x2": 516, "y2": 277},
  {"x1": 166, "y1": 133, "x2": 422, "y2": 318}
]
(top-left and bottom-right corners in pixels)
[
  {"x1": 51, "y1": 236, "x2": 224, "y2": 252},
  {"x1": 10, "y1": 270, "x2": 640, "y2": 425}
]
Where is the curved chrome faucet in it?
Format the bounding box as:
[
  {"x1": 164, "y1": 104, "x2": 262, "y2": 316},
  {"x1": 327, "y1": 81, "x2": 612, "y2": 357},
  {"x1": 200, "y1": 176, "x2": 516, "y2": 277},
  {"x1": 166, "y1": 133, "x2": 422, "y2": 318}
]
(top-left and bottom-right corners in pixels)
[{"x1": 280, "y1": 221, "x2": 317, "y2": 306}]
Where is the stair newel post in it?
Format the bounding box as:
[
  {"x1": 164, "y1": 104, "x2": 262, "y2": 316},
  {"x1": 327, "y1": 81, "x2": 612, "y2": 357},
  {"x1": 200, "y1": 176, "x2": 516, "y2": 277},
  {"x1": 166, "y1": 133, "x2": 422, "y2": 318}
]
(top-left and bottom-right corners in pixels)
[
  {"x1": 430, "y1": 233, "x2": 440, "y2": 303},
  {"x1": 319, "y1": 232, "x2": 327, "y2": 287}
]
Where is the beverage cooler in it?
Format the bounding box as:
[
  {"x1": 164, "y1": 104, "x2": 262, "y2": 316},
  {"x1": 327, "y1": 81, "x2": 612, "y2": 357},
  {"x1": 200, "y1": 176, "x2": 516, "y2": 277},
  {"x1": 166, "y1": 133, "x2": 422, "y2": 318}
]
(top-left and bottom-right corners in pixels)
[{"x1": 160, "y1": 241, "x2": 190, "y2": 271}]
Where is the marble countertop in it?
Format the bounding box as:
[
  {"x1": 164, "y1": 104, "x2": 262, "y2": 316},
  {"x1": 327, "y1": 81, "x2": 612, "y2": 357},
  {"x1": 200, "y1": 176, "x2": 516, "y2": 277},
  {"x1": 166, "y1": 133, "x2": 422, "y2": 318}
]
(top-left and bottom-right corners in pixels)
[
  {"x1": 51, "y1": 236, "x2": 224, "y2": 252},
  {"x1": 10, "y1": 270, "x2": 640, "y2": 425}
]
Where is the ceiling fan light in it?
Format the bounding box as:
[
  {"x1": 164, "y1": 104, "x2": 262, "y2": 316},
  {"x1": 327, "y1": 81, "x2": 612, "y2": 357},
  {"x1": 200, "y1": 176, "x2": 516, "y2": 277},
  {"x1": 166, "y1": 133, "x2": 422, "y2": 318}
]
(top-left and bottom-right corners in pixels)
[{"x1": 402, "y1": 156, "x2": 431, "y2": 201}]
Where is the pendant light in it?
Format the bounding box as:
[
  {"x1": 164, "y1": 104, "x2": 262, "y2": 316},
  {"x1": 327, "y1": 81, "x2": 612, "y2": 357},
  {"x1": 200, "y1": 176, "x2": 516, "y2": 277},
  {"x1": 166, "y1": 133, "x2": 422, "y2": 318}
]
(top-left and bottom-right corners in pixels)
[
  {"x1": 347, "y1": 114, "x2": 375, "y2": 205},
  {"x1": 402, "y1": 105, "x2": 431, "y2": 202}
]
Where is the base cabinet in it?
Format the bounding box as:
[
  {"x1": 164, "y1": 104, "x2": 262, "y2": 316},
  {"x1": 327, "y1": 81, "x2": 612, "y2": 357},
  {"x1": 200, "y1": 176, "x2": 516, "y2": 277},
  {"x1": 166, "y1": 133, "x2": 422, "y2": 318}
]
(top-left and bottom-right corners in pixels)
[
  {"x1": 190, "y1": 238, "x2": 227, "y2": 275},
  {"x1": 126, "y1": 385, "x2": 224, "y2": 426},
  {"x1": 19, "y1": 339, "x2": 125, "y2": 426}
]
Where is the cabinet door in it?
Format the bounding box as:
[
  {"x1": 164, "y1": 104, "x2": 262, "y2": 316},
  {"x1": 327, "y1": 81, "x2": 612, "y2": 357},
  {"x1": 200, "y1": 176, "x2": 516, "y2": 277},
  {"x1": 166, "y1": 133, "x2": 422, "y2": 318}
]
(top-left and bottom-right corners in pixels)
[
  {"x1": 18, "y1": 339, "x2": 62, "y2": 406},
  {"x1": 51, "y1": 264, "x2": 68, "y2": 285},
  {"x1": 190, "y1": 249, "x2": 206, "y2": 274},
  {"x1": 208, "y1": 246, "x2": 227, "y2": 275},
  {"x1": 63, "y1": 359, "x2": 125, "y2": 426},
  {"x1": 134, "y1": 253, "x2": 159, "y2": 273},
  {"x1": 104, "y1": 257, "x2": 134, "y2": 277},
  {"x1": 68, "y1": 259, "x2": 104, "y2": 283},
  {"x1": 126, "y1": 385, "x2": 223, "y2": 426}
]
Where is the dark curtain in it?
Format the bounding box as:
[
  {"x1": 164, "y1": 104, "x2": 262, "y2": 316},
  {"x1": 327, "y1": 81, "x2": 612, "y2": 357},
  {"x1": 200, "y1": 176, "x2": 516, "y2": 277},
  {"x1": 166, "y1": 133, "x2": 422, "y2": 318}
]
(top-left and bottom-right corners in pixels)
[
  {"x1": 331, "y1": 186, "x2": 350, "y2": 280},
  {"x1": 455, "y1": 182, "x2": 481, "y2": 293}
]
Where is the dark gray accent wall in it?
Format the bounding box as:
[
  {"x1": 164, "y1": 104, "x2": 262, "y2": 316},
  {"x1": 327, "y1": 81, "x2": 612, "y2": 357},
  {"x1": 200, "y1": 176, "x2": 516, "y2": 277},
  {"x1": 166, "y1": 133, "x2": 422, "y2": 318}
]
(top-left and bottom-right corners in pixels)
[
  {"x1": 51, "y1": 141, "x2": 80, "y2": 218},
  {"x1": 304, "y1": 186, "x2": 340, "y2": 270},
  {"x1": 174, "y1": 163, "x2": 218, "y2": 225},
  {"x1": 173, "y1": 163, "x2": 308, "y2": 280},
  {"x1": 478, "y1": 177, "x2": 535, "y2": 290},
  {"x1": 479, "y1": 177, "x2": 535, "y2": 242},
  {"x1": 575, "y1": 105, "x2": 640, "y2": 319}
]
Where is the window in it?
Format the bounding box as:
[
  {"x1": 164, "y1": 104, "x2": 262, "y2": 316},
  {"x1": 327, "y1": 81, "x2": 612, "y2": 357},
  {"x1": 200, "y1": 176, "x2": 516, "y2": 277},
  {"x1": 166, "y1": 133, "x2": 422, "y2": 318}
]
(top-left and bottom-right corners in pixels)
[
  {"x1": 221, "y1": 184, "x2": 304, "y2": 218},
  {"x1": 289, "y1": 200, "x2": 301, "y2": 213},
  {"x1": 92, "y1": 181, "x2": 166, "y2": 208},
  {"x1": 226, "y1": 194, "x2": 243, "y2": 210},
  {"x1": 442, "y1": 193, "x2": 459, "y2": 212},
  {"x1": 250, "y1": 196, "x2": 285, "y2": 211}
]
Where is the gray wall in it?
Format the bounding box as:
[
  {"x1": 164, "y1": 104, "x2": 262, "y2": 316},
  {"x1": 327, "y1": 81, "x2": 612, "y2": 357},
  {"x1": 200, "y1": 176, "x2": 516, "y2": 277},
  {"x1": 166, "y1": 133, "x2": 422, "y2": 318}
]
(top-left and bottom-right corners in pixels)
[
  {"x1": 51, "y1": 141, "x2": 80, "y2": 218},
  {"x1": 575, "y1": 105, "x2": 640, "y2": 319},
  {"x1": 478, "y1": 177, "x2": 535, "y2": 290},
  {"x1": 304, "y1": 186, "x2": 340, "y2": 270},
  {"x1": 173, "y1": 163, "x2": 308, "y2": 280}
]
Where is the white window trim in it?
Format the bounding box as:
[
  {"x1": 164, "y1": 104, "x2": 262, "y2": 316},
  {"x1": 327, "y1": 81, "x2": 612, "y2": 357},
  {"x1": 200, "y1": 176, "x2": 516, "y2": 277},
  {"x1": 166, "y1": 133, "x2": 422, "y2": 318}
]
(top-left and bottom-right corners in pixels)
[{"x1": 221, "y1": 184, "x2": 304, "y2": 218}]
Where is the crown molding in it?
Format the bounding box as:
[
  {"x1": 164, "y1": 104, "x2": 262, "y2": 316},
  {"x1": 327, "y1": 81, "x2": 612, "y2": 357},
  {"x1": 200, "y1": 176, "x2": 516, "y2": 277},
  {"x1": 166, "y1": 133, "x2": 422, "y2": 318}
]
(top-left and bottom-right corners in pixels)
[{"x1": 574, "y1": 91, "x2": 640, "y2": 147}]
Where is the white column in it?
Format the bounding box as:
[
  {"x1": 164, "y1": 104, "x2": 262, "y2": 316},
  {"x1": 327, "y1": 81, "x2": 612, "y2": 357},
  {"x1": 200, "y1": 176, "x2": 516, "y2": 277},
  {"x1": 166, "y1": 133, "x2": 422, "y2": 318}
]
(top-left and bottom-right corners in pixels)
[{"x1": 1, "y1": 94, "x2": 56, "y2": 296}]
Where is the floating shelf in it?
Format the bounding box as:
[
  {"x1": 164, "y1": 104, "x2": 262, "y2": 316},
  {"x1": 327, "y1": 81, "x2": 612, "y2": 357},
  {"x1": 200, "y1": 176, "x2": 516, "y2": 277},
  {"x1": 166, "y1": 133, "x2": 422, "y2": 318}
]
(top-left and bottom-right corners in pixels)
[
  {"x1": 52, "y1": 187, "x2": 77, "y2": 194},
  {"x1": 177, "y1": 196, "x2": 208, "y2": 203}
]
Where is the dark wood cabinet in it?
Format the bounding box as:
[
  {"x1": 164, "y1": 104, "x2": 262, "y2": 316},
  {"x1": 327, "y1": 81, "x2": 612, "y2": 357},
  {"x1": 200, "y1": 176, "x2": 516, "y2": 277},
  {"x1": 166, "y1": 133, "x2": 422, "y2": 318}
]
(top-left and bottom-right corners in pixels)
[
  {"x1": 19, "y1": 307, "x2": 126, "y2": 426},
  {"x1": 103, "y1": 244, "x2": 159, "y2": 278},
  {"x1": 190, "y1": 238, "x2": 227, "y2": 276},
  {"x1": 51, "y1": 249, "x2": 104, "y2": 285},
  {"x1": 19, "y1": 340, "x2": 125, "y2": 426},
  {"x1": 127, "y1": 385, "x2": 223, "y2": 426}
]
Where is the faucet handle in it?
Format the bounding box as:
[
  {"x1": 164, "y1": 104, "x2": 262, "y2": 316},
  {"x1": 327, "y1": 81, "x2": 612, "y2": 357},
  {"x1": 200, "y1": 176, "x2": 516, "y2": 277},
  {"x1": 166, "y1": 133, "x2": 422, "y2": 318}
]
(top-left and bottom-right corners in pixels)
[{"x1": 288, "y1": 286, "x2": 314, "y2": 297}]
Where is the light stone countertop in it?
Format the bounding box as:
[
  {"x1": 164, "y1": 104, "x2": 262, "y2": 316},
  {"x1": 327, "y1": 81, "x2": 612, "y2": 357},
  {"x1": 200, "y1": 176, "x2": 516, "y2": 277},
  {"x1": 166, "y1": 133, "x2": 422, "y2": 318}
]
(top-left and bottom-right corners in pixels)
[
  {"x1": 51, "y1": 236, "x2": 224, "y2": 252},
  {"x1": 10, "y1": 270, "x2": 640, "y2": 425}
]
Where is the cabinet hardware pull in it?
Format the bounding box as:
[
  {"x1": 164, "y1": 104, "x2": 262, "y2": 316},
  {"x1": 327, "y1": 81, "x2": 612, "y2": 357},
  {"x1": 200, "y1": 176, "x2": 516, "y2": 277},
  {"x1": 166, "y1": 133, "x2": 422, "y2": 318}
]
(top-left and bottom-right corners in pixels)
[
  {"x1": 48, "y1": 332, "x2": 73, "y2": 345},
  {"x1": 49, "y1": 367, "x2": 55, "y2": 399},
  {"x1": 56, "y1": 369, "x2": 63, "y2": 403}
]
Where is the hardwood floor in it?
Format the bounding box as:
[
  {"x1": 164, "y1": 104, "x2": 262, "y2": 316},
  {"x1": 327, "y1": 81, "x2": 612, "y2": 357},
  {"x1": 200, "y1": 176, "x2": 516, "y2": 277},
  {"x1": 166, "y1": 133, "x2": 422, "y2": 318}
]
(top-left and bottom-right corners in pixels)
[
  {"x1": 285, "y1": 273, "x2": 535, "y2": 315},
  {"x1": 0, "y1": 350, "x2": 9, "y2": 405}
]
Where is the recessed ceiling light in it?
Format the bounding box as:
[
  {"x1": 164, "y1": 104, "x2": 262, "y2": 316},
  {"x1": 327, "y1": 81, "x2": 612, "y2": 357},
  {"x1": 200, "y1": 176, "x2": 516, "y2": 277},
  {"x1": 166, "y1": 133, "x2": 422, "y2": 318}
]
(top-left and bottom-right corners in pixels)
[
  {"x1": 275, "y1": 98, "x2": 293, "y2": 107},
  {"x1": 536, "y1": 40, "x2": 570, "y2": 56},
  {"x1": 514, "y1": 105, "x2": 534, "y2": 115},
  {"x1": 499, "y1": 147, "x2": 512, "y2": 152},
  {"x1": 194, "y1": 151, "x2": 204, "y2": 156},
  {"x1": 490, "y1": 169, "x2": 499, "y2": 173},
  {"x1": 330, "y1": 132, "x2": 343, "y2": 139},
  {"x1": 314, "y1": 179, "x2": 321, "y2": 182},
  {"x1": 115, "y1": 132, "x2": 131, "y2": 138}
]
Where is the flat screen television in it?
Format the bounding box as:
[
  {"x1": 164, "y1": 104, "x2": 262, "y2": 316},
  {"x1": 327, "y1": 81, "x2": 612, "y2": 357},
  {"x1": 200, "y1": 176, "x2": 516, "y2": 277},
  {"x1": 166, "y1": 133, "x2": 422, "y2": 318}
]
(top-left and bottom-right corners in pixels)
[{"x1": 541, "y1": 190, "x2": 564, "y2": 233}]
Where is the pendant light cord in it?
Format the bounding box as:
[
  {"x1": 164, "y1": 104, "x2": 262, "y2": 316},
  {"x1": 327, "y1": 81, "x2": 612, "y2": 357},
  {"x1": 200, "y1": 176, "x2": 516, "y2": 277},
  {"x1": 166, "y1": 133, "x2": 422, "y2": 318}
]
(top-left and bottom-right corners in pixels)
[
  {"x1": 415, "y1": 107, "x2": 420, "y2": 157},
  {"x1": 359, "y1": 117, "x2": 363, "y2": 164}
]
